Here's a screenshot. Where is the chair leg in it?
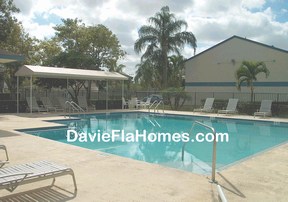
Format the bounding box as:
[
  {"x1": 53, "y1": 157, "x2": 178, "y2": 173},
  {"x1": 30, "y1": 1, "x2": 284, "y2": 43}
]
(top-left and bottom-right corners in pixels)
[
  {"x1": 69, "y1": 170, "x2": 78, "y2": 191},
  {"x1": 51, "y1": 177, "x2": 56, "y2": 186}
]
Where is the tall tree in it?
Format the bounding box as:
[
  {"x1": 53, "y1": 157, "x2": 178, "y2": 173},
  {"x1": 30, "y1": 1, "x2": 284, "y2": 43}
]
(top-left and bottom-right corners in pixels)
[
  {"x1": 0, "y1": 0, "x2": 19, "y2": 42},
  {"x1": 134, "y1": 6, "x2": 196, "y2": 88},
  {"x1": 0, "y1": 17, "x2": 39, "y2": 97},
  {"x1": 236, "y1": 61, "x2": 270, "y2": 102},
  {"x1": 134, "y1": 58, "x2": 160, "y2": 89},
  {"x1": 38, "y1": 18, "x2": 125, "y2": 103},
  {"x1": 168, "y1": 55, "x2": 185, "y2": 88}
]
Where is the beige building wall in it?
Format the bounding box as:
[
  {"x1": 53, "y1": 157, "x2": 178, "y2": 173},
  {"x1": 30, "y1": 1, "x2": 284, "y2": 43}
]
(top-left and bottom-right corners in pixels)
[{"x1": 185, "y1": 36, "x2": 288, "y2": 94}]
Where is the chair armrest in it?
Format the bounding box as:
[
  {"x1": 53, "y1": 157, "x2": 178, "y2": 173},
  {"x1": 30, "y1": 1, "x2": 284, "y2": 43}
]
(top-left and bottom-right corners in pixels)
[
  {"x1": 0, "y1": 172, "x2": 33, "y2": 192},
  {"x1": 0, "y1": 145, "x2": 9, "y2": 167},
  {"x1": 0, "y1": 160, "x2": 9, "y2": 168}
]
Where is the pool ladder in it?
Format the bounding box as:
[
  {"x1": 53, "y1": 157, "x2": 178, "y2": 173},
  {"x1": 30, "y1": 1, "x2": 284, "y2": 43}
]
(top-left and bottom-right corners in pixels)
[
  {"x1": 148, "y1": 100, "x2": 164, "y2": 113},
  {"x1": 65, "y1": 101, "x2": 86, "y2": 118},
  {"x1": 181, "y1": 121, "x2": 217, "y2": 183},
  {"x1": 181, "y1": 121, "x2": 228, "y2": 200}
]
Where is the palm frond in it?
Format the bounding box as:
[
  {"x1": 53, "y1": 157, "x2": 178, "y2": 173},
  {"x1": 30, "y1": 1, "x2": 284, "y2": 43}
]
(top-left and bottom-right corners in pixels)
[{"x1": 134, "y1": 35, "x2": 157, "y2": 54}]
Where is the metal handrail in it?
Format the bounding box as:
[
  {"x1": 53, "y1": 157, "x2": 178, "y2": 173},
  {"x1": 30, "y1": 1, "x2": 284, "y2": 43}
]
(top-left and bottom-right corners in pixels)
[
  {"x1": 182, "y1": 121, "x2": 217, "y2": 183},
  {"x1": 148, "y1": 100, "x2": 164, "y2": 113},
  {"x1": 148, "y1": 100, "x2": 158, "y2": 112},
  {"x1": 65, "y1": 101, "x2": 85, "y2": 118},
  {"x1": 154, "y1": 100, "x2": 164, "y2": 113},
  {"x1": 217, "y1": 184, "x2": 227, "y2": 202},
  {"x1": 70, "y1": 101, "x2": 85, "y2": 113}
]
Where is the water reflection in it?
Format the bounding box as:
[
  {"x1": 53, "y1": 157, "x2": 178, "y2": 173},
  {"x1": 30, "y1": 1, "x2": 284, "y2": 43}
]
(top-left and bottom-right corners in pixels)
[{"x1": 26, "y1": 113, "x2": 288, "y2": 174}]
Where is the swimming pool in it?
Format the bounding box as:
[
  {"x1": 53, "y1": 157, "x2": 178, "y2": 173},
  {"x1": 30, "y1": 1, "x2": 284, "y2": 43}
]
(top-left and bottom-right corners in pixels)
[{"x1": 20, "y1": 112, "x2": 288, "y2": 174}]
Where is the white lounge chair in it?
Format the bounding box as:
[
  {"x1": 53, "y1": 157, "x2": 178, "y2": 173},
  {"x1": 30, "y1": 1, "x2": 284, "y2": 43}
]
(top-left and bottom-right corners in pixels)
[
  {"x1": 128, "y1": 97, "x2": 140, "y2": 109},
  {"x1": 194, "y1": 98, "x2": 214, "y2": 112},
  {"x1": 122, "y1": 97, "x2": 128, "y2": 109},
  {"x1": 140, "y1": 97, "x2": 151, "y2": 109},
  {"x1": 78, "y1": 96, "x2": 95, "y2": 111},
  {"x1": 254, "y1": 100, "x2": 272, "y2": 118},
  {"x1": 41, "y1": 97, "x2": 64, "y2": 112},
  {"x1": 218, "y1": 98, "x2": 238, "y2": 114},
  {"x1": 26, "y1": 97, "x2": 48, "y2": 112},
  {"x1": 0, "y1": 145, "x2": 9, "y2": 168},
  {"x1": 56, "y1": 97, "x2": 69, "y2": 110},
  {"x1": 0, "y1": 160, "x2": 77, "y2": 193}
]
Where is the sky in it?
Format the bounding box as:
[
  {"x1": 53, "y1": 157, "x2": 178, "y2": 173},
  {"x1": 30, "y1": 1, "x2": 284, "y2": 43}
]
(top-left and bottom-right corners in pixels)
[{"x1": 13, "y1": 0, "x2": 288, "y2": 76}]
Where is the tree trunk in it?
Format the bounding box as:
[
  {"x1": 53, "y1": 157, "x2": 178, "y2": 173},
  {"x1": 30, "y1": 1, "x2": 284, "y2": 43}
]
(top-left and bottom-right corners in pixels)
[
  {"x1": 250, "y1": 84, "x2": 254, "y2": 102},
  {"x1": 87, "y1": 80, "x2": 92, "y2": 105},
  {"x1": 0, "y1": 73, "x2": 4, "y2": 93},
  {"x1": 162, "y1": 48, "x2": 168, "y2": 89}
]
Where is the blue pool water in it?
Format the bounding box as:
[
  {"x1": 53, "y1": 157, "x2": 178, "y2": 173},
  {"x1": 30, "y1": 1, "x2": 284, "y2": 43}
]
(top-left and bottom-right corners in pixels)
[{"x1": 21, "y1": 112, "x2": 288, "y2": 174}]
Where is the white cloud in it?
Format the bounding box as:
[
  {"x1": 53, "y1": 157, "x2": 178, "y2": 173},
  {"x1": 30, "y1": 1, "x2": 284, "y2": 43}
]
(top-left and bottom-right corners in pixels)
[
  {"x1": 12, "y1": 0, "x2": 288, "y2": 76},
  {"x1": 242, "y1": 0, "x2": 266, "y2": 10}
]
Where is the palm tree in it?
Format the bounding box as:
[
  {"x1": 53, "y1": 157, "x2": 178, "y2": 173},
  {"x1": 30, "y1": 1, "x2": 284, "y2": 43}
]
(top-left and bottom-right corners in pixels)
[
  {"x1": 134, "y1": 58, "x2": 160, "y2": 89},
  {"x1": 236, "y1": 61, "x2": 270, "y2": 102},
  {"x1": 134, "y1": 6, "x2": 196, "y2": 88},
  {"x1": 168, "y1": 55, "x2": 185, "y2": 87}
]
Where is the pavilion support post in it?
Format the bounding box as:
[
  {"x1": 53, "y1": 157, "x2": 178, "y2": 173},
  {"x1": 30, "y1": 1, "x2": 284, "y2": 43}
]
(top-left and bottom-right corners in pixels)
[
  {"x1": 30, "y1": 76, "x2": 32, "y2": 113},
  {"x1": 66, "y1": 78, "x2": 69, "y2": 100},
  {"x1": 17, "y1": 76, "x2": 19, "y2": 113},
  {"x1": 122, "y1": 80, "x2": 124, "y2": 109},
  {"x1": 106, "y1": 80, "x2": 108, "y2": 111}
]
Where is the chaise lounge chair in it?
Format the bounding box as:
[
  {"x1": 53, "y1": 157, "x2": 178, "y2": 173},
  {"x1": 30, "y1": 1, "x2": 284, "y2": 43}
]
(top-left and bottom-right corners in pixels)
[
  {"x1": 26, "y1": 97, "x2": 48, "y2": 112},
  {"x1": 78, "y1": 96, "x2": 96, "y2": 112},
  {"x1": 218, "y1": 98, "x2": 238, "y2": 115},
  {"x1": 0, "y1": 160, "x2": 77, "y2": 193},
  {"x1": 56, "y1": 97, "x2": 69, "y2": 111},
  {"x1": 40, "y1": 97, "x2": 64, "y2": 112},
  {"x1": 194, "y1": 98, "x2": 214, "y2": 113},
  {"x1": 0, "y1": 146, "x2": 77, "y2": 193},
  {"x1": 254, "y1": 100, "x2": 273, "y2": 118}
]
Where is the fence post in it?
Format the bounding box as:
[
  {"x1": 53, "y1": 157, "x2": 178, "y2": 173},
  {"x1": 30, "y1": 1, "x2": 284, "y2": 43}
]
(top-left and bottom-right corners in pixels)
[
  {"x1": 277, "y1": 93, "x2": 279, "y2": 102},
  {"x1": 194, "y1": 92, "x2": 197, "y2": 107}
]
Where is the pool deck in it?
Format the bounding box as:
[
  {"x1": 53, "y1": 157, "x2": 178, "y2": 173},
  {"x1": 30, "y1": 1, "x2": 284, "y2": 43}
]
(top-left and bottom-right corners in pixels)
[{"x1": 0, "y1": 110, "x2": 287, "y2": 201}]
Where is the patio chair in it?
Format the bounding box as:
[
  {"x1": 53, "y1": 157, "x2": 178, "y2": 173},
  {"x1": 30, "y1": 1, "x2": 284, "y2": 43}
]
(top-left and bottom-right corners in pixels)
[
  {"x1": 40, "y1": 97, "x2": 64, "y2": 112},
  {"x1": 0, "y1": 145, "x2": 9, "y2": 168},
  {"x1": 78, "y1": 96, "x2": 96, "y2": 112},
  {"x1": 194, "y1": 98, "x2": 214, "y2": 112},
  {"x1": 56, "y1": 97, "x2": 68, "y2": 110},
  {"x1": 0, "y1": 160, "x2": 77, "y2": 193},
  {"x1": 128, "y1": 97, "x2": 140, "y2": 109},
  {"x1": 26, "y1": 97, "x2": 48, "y2": 112},
  {"x1": 122, "y1": 97, "x2": 128, "y2": 109},
  {"x1": 254, "y1": 100, "x2": 272, "y2": 118},
  {"x1": 218, "y1": 98, "x2": 238, "y2": 114},
  {"x1": 140, "y1": 97, "x2": 151, "y2": 109}
]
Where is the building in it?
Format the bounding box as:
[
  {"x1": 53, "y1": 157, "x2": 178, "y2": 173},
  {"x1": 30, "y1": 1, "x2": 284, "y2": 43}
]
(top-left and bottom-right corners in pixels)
[
  {"x1": 185, "y1": 36, "x2": 288, "y2": 95},
  {"x1": 0, "y1": 49, "x2": 24, "y2": 64}
]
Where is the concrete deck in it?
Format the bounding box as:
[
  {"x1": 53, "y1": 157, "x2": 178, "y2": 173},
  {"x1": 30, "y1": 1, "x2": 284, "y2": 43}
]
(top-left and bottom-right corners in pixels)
[{"x1": 0, "y1": 110, "x2": 287, "y2": 201}]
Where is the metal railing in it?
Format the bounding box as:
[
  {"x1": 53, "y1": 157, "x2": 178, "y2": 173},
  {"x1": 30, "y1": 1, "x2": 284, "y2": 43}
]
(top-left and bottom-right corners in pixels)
[
  {"x1": 154, "y1": 100, "x2": 164, "y2": 113},
  {"x1": 148, "y1": 100, "x2": 164, "y2": 113},
  {"x1": 65, "y1": 101, "x2": 85, "y2": 118},
  {"x1": 182, "y1": 121, "x2": 217, "y2": 183},
  {"x1": 148, "y1": 100, "x2": 158, "y2": 112}
]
